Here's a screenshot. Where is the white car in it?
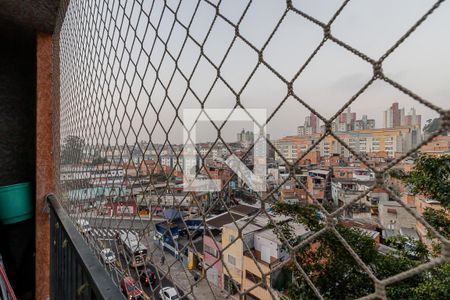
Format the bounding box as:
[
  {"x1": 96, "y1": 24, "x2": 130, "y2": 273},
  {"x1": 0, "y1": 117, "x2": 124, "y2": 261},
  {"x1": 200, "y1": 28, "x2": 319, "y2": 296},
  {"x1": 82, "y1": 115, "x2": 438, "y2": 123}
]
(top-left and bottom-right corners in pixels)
[
  {"x1": 76, "y1": 219, "x2": 92, "y2": 234},
  {"x1": 100, "y1": 248, "x2": 116, "y2": 264},
  {"x1": 159, "y1": 287, "x2": 179, "y2": 300}
]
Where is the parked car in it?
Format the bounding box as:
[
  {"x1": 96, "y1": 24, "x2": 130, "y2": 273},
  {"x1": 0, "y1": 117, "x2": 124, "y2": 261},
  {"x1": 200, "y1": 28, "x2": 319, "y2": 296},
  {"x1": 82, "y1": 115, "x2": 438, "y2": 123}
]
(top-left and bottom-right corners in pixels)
[
  {"x1": 120, "y1": 277, "x2": 145, "y2": 300},
  {"x1": 159, "y1": 287, "x2": 179, "y2": 300},
  {"x1": 139, "y1": 269, "x2": 156, "y2": 287},
  {"x1": 100, "y1": 248, "x2": 116, "y2": 264},
  {"x1": 75, "y1": 219, "x2": 92, "y2": 234}
]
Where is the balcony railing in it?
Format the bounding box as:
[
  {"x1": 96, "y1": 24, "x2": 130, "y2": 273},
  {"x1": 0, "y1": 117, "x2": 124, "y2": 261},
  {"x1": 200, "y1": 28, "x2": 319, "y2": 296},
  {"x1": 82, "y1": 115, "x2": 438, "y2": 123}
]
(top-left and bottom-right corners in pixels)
[{"x1": 47, "y1": 194, "x2": 123, "y2": 300}]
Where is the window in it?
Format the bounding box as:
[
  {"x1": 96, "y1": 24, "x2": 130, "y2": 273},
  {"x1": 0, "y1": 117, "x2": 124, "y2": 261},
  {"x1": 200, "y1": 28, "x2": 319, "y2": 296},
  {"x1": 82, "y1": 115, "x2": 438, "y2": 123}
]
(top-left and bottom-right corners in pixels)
[
  {"x1": 228, "y1": 254, "x2": 236, "y2": 265},
  {"x1": 245, "y1": 271, "x2": 262, "y2": 284},
  {"x1": 387, "y1": 208, "x2": 397, "y2": 214},
  {"x1": 245, "y1": 271, "x2": 265, "y2": 289},
  {"x1": 229, "y1": 235, "x2": 236, "y2": 243},
  {"x1": 204, "y1": 244, "x2": 218, "y2": 257}
]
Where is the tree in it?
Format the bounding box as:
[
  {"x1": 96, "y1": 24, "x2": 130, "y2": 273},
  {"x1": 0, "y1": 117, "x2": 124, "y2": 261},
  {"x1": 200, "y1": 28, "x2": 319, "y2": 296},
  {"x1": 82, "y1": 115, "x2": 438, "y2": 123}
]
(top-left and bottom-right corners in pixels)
[
  {"x1": 391, "y1": 154, "x2": 450, "y2": 239},
  {"x1": 273, "y1": 154, "x2": 450, "y2": 299},
  {"x1": 402, "y1": 154, "x2": 450, "y2": 207},
  {"x1": 423, "y1": 117, "x2": 447, "y2": 136},
  {"x1": 396, "y1": 154, "x2": 450, "y2": 299},
  {"x1": 91, "y1": 155, "x2": 108, "y2": 165},
  {"x1": 273, "y1": 203, "x2": 420, "y2": 299},
  {"x1": 61, "y1": 135, "x2": 85, "y2": 165},
  {"x1": 273, "y1": 202, "x2": 449, "y2": 299},
  {"x1": 423, "y1": 208, "x2": 450, "y2": 240}
]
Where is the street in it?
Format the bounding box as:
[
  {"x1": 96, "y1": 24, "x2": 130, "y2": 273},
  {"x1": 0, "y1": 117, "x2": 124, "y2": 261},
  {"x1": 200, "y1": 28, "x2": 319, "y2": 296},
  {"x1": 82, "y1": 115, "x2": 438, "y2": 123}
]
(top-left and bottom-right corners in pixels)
[{"x1": 86, "y1": 231, "x2": 186, "y2": 300}]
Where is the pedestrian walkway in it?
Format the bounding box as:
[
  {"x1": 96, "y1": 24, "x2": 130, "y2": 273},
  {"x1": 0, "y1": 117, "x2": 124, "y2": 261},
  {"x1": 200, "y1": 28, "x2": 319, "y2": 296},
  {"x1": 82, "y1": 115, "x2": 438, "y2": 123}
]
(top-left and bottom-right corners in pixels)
[{"x1": 146, "y1": 241, "x2": 227, "y2": 300}]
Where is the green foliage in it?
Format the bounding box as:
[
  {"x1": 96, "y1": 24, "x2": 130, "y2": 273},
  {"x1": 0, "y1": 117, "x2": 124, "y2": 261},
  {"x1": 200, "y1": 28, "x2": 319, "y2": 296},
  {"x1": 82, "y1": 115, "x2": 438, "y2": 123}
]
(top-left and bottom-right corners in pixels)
[
  {"x1": 282, "y1": 226, "x2": 377, "y2": 299},
  {"x1": 423, "y1": 207, "x2": 450, "y2": 239},
  {"x1": 405, "y1": 154, "x2": 450, "y2": 207},
  {"x1": 423, "y1": 117, "x2": 444, "y2": 135},
  {"x1": 410, "y1": 263, "x2": 450, "y2": 300},
  {"x1": 384, "y1": 236, "x2": 429, "y2": 261},
  {"x1": 274, "y1": 155, "x2": 450, "y2": 299},
  {"x1": 61, "y1": 135, "x2": 85, "y2": 165},
  {"x1": 272, "y1": 202, "x2": 322, "y2": 231},
  {"x1": 388, "y1": 168, "x2": 408, "y2": 180},
  {"x1": 91, "y1": 155, "x2": 108, "y2": 165}
]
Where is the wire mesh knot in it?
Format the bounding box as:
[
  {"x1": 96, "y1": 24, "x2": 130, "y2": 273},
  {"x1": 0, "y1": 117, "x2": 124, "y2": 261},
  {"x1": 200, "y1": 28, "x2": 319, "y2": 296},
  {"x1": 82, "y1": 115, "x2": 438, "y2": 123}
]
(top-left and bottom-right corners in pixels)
[
  {"x1": 372, "y1": 61, "x2": 383, "y2": 78},
  {"x1": 441, "y1": 111, "x2": 450, "y2": 131},
  {"x1": 325, "y1": 216, "x2": 337, "y2": 228},
  {"x1": 286, "y1": 0, "x2": 293, "y2": 10},
  {"x1": 323, "y1": 25, "x2": 331, "y2": 39},
  {"x1": 287, "y1": 82, "x2": 294, "y2": 95}
]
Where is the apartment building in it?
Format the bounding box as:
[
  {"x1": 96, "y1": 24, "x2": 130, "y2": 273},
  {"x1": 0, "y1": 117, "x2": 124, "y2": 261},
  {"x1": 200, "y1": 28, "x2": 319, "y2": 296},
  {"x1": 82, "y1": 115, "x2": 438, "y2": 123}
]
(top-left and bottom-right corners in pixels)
[
  {"x1": 222, "y1": 218, "x2": 264, "y2": 295},
  {"x1": 420, "y1": 134, "x2": 450, "y2": 156},
  {"x1": 203, "y1": 205, "x2": 260, "y2": 289},
  {"x1": 331, "y1": 179, "x2": 374, "y2": 216},
  {"x1": 378, "y1": 200, "x2": 416, "y2": 234},
  {"x1": 203, "y1": 230, "x2": 224, "y2": 289},
  {"x1": 318, "y1": 134, "x2": 349, "y2": 158},
  {"x1": 332, "y1": 167, "x2": 375, "y2": 181},
  {"x1": 306, "y1": 169, "x2": 329, "y2": 202},
  {"x1": 242, "y1": 224, "x2": 309, "y2": 300},
  {"x1": 273, "y1": 136, "x2": 314, "y2": 163}
]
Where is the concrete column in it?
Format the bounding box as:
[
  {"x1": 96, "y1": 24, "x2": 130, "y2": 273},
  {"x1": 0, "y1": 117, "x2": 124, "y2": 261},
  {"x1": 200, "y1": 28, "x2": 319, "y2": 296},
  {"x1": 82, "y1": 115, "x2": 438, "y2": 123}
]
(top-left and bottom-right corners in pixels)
[{"x1": 36, "y1": 32, "x2": 53, "y2": 300}]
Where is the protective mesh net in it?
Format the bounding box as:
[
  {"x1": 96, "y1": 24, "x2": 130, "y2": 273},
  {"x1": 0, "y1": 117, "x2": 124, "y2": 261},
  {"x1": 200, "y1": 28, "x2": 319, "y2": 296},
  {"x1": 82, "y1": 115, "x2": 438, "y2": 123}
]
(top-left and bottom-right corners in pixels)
[{"x1": 54, "y1": 0, "x2": 450, "y2": 299}]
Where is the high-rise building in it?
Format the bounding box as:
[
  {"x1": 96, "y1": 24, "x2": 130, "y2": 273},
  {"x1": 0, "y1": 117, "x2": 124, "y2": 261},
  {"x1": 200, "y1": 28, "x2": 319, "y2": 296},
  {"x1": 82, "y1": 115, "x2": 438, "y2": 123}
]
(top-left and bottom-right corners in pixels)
[
  {"x1": 383, "y1": 102, "x2": 401, "y2": 128},
  {"x1": 383, "y1": 103, "x2": 421, "y2": 129},
  {"x1": 354, "y1": 114, "x2": 375, "y2": 131},
  {"x1": 406, "y1": 108, "x2": 421, "y2": 129},
  {"x1": 399, "y1": 107, "x2": 405, "y2": 128},
  {"x1": 392, "y1": 102, "x2": 401, "y2": 128},
  {"x1": 237, "y1": 129, "x2": 254, "y2": 145},
  {"x1": 298, "y1": 112, "x2": 320, "y2": 136},
  {"x1": 335, "y1": 107, "x2": 358, "y2": 132},
  {"x1": 310, "y1": 113, "x2": 319, "y2": 134},
  {"x1": 297, "y1": 125, "x2": 305, "y2": 136}
]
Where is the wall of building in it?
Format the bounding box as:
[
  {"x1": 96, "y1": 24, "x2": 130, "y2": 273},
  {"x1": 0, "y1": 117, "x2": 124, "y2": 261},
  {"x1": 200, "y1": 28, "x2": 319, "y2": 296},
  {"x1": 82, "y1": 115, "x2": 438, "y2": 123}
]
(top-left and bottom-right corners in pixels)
[
  {"x1": 242, "y1": 255, "x2": 271, "y2": 300},
  {"x1": 0, "y1": 30, "x2": 36, "y2": 187},
  {"x1": 378, "y1": 201, "x2": 416, "y2": 232},
  {"x1": 415, "y1": 196, "x2": 446, "y2": 249},
  {"x1": 254, "y1": 234, "x2": 280, "y2": 264},
  {"x1": 203, "y1": 235, "x2": 223, "y2": 289},
  {"x1": 0, "y1": 27, "x2": 37, "y2": 300},
  {"x1": 222, "y1": 226, "x2": 244, "y2": 288}
]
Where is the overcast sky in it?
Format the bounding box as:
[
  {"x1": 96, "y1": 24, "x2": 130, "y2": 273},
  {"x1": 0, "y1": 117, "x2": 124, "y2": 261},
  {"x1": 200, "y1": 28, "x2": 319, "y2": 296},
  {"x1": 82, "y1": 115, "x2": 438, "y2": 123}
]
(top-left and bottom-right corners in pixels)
[{"x1": 60, "y1": 0, "x2": 449, "y2": 146}]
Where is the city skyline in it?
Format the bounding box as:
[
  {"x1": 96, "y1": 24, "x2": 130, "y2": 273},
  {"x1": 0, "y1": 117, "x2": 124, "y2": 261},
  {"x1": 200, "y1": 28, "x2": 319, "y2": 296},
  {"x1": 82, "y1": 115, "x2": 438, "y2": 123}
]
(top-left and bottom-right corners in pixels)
[
  {"x1": 67, "y1": 101, "x2": 435, "y2": 147},
  {"x1": 60, "y1": 0, "x2": 449, "y2": 145}
]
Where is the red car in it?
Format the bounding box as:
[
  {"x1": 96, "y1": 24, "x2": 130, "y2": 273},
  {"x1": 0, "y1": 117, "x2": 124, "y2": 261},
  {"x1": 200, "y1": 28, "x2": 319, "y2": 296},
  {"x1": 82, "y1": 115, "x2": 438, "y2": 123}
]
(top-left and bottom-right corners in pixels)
[
  {"x1": 139, "y1": 269, "x2": 157, "y2": 287},
  {"x1": 120, "y1": 276, "x2": 145, "y2": 300}
]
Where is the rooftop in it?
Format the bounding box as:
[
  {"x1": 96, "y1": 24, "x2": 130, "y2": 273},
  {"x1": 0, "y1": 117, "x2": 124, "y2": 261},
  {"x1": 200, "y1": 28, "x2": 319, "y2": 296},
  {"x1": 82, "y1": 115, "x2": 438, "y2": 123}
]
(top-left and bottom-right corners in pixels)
[
  {"x1": 256, "y1": 223, "x2": 310, "y2": 245},
  {"x1": 229, "y1": 204, "x2": 259, "y2": 216},
  {"x1": 206, "y1": 212, "x2": 244, "y2": 229}
]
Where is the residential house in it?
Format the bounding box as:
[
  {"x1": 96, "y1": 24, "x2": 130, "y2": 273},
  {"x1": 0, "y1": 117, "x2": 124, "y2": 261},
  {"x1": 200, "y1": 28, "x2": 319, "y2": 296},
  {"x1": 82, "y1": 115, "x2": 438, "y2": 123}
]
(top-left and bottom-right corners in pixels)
[
  {"x1": 379, "y1": 200, "x2": 416, "y2": 236},
  {"x1": 242, "y1": 224, "x2": 309, "y2": 300},
  {"x1": 203, "y1": 205, "x2": 260, "y2": 289}
]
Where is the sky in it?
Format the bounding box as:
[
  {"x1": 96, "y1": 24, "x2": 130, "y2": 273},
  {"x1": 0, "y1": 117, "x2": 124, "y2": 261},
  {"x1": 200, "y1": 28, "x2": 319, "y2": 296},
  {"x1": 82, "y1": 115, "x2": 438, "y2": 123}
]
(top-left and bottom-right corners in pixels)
[{"x1": 59, "y1": 0, "x2": 450, "y2": 145}]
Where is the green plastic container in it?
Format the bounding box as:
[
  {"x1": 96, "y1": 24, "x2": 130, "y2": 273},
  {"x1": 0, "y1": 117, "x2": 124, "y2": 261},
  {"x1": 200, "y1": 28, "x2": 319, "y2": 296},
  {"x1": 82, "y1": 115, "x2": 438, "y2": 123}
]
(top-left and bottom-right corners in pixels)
[{"x1": 0, "y1": 182, "x2": 33, "y2": 225}]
